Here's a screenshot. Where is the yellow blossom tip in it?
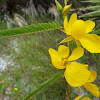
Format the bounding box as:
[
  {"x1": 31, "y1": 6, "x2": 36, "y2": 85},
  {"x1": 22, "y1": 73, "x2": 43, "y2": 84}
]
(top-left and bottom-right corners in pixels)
[
  {"x1": 74, "y1": 96, "x2": 91, "y2": 100},
  {"x1": 63, "y1": 4, "x2": 72, "y2": 15},
  {"x1": 14, "y1": 88, "x2": 18, "y2": 91}
]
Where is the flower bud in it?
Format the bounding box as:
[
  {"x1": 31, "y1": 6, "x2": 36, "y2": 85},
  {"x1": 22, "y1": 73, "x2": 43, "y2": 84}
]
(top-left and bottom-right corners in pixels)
[
  {"x1": 14, "y1": 88, "x2": 18, "y2": 91},
  {"x1": 64, "y1": 0, "x2": 69, "y2": 6},
  {"x1": 63, "y1": 4, "x2": 72, "y2": 15},
  {"x1": 55, "y1": 0, "x2": 63, "y2": 12}
]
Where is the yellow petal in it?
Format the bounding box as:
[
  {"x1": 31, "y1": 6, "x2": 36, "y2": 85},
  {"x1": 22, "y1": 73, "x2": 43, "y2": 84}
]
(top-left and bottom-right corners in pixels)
[
  {"x1": 69, "y1": 13, "x2": 77, "y2": 28},
  {"x1": 85, "y1": 20, "x2": 95, "y2": 33},
  {"x1": 64, "y1": 16, "x2": 68, "y2": 28},
  {"x1": 68, "y1": 47, "x2": 84, "y2": 61},
  {"x1": 64, "y1": 62, "x2": 90, "y2": 87},
  {"x1": 74, "y1": 96, "x2": 91, "y2": 100},
  {"x1": 82, "y1": 97, "x2": 91, "y2": 100},
  {"x1": 71, "y1": 20, "x2": 86, "y2": 40},
  {"x1": 49, "y1": 48, "x2": 65, "y2": 69},
  {"x1": 74, "y1": 96, "x2": 81, "y2": 100},
  {"x1": 64, "y1": 16, "x2": 71, "y2": 35},
  {"x1": 84, "y1": 82, "x2": 100, "y2": 97},
  {"x1": 58, "y1": 45, "x2": 69, "y2": 58},
  {"x1": 80, "y1": 34, "x2": 100, "y2": 53},
  {"x1": 59, "y1": 36, "x2": 73, "y2": 44},
  {"x1": 88, "y1": 71, "x2": 97, "y2": 82}
]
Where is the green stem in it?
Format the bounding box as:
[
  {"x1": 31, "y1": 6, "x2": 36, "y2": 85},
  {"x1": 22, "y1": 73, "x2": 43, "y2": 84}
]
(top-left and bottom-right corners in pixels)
[
  {"x1": 67, "y1": 35, "x2": 71, "y2": 100},
  {"x1": 98, "y1": 54, "x2": 100, "y2": 78},
  {"x1": 68, "y1": 85, "x2": 71, "y2": 100},
  {"x1": 23, "y1": 71, "x2": 64, "y2": 100},
  {"x1": 91, "y1": 28, "x2": 100, "y2": 34}
]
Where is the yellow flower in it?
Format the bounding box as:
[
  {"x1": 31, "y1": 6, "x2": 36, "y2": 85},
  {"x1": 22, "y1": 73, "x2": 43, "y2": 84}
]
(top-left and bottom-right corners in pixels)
[
  {"x1": 49, "y1": 45, "x2": 84, "y2": 69},
  {"x1": 49, "y1": 45, "x2": 100, "y2": 97},
  {"x1": 61, "y1": 13, "x2": 100, "y2": 53},
  {"x1": 65, "y1": 69, "x2": 100, "y2": 97},
  {"x1": 49, "y1": 45, "x2": 90, "y2": 86},
  {"x1": 74, "y1": 96, "x2": 91, "y2": 100},
  {"x1": 14, "y1": 88, "x2": 18, "y2": 91}
]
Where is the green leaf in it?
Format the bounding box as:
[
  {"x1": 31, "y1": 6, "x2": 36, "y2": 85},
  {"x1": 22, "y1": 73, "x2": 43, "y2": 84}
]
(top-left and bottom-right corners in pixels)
[
  {"x1": 23, "y1": 71, "x2": 63, "y2": 100},
  {"x1": 86, "y1": 6, "x2": 100, "y2": 11},
  {"x1": 91, "y1": 28, "x2": 100, "y2": 34},
  {"x1": 82, "y1": 10, "x2": 100, "y2": 17},
  {"x1": 82, "y1": 0, "x2": 100, "y2": 3},
  {"x1": 0, "y1": 21, "x2": 62, "y2": 37},
  {"x1": 0, "y1": 83, "x2": 4, "y2": 94}
]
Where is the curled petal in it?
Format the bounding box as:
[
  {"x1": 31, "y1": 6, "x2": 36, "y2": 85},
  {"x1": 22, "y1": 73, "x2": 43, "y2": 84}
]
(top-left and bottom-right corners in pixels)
[
  {"x1": 71, "y1": 20, "x2": 86, "y2": 40},
  {"x1": 64, "y1": 16, "x2": 68, "y2": 27},
  {"x1": 80, "y1": 34, "x2": 100, "y2": 53},
  {"x1": 64, "y1": 16, "x2": 71, "y2": 35},
  {"x1": 87, "y1": 71, "x2": 97, "y2": 82},
  {"x1": 85, "y1": 20, "x2": 95, "y2": 33},
  {"x1": 68, "y1": 47, "x2": 84, "y2": 61},
  {"x1": 64, "y1": 62, "x2": 90, "y2": 87},
  {"x1": 49, "y1": 48, "x2": 65, "y2": 69},
  {"x1": 59, "y1": 36, "x2": 73, "y2": 44},
  {"x1": 58, "y1": 45, "x2": 69, "y2": 58},
  {"x1": 84, "y1": 82, "x2": 100, "y2": 97}
]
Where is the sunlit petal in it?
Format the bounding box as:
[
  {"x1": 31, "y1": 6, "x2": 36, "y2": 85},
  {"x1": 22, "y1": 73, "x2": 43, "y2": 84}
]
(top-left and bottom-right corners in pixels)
[
  {"x1": 71, "y1": 20, "x2": 86, "y2": 40},
  {"x1": 80, "y1": 34, "x2": 100, "y2": 53},
  {"x1": 87, "y1": 71, "x2": 97, "y2": 82},
  {"x1": 84, "y1": 83, "x2": 100, "y2": 97},
  {"x1": 82, "y1": 97, "x2": 91, "y2": 100},
  {"x1": 74, "y1": 96, "x2": 81, "y2": 100},
  {"x1": 85, "y1": 20, "x2": 95, "y2": 33},
  {"x1": 49, "y1": 48, "x2": 65, "y2": 69},
  {"x1": 64, "y1": 62, "x2": 90, "y2": 87},
  {"x1": 68, "y1": 47, "x2": 84, "y2": 61},
  {"x1": 64, "y1": 16, "x2": 71, "y2": 35},
  {"x1": 58, "y1": 45, "x2": 69, "y2": 58},
  {"x1": 64, "y1": 16, "x2": 68, "y2": 28},
  {"x1": 74, "y1": 96, "x2": 91, "y2": 100},
  {"x1": 69, "y1": 13, "x2": 77, "y2": 27}
]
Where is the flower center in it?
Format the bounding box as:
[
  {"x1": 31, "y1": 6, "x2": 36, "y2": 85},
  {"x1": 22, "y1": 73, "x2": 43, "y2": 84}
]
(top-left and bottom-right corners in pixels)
[{"x1": 61, "y1": 57, "x2": 68, "y2": 66}]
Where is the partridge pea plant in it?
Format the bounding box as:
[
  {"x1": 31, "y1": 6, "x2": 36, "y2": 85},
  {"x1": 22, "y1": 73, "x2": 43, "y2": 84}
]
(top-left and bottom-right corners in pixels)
[
  {"x1": 0, "y1": 0, "x2": 100, "y2": 100},
  {"x1": 48, "y1": 0, "x2": 100, "y2": 100}
]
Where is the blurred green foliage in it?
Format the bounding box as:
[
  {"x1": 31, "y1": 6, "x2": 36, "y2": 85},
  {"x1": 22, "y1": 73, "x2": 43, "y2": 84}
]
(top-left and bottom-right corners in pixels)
[{"x1": 0, "y1": 15, "x2": 68, "y2": 99}]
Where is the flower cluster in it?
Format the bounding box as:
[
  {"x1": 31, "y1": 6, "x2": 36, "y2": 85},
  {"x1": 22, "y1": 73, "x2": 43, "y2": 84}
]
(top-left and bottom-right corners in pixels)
[{"x1": 48, "y1": 12, "x2": 100, "y2": 99}]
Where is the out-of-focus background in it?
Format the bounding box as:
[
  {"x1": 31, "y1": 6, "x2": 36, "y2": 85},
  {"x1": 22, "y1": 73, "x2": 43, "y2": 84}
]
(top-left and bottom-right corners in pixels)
[{"x1": 0, "y1": 0, "x2": 100, "y2": 100}]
